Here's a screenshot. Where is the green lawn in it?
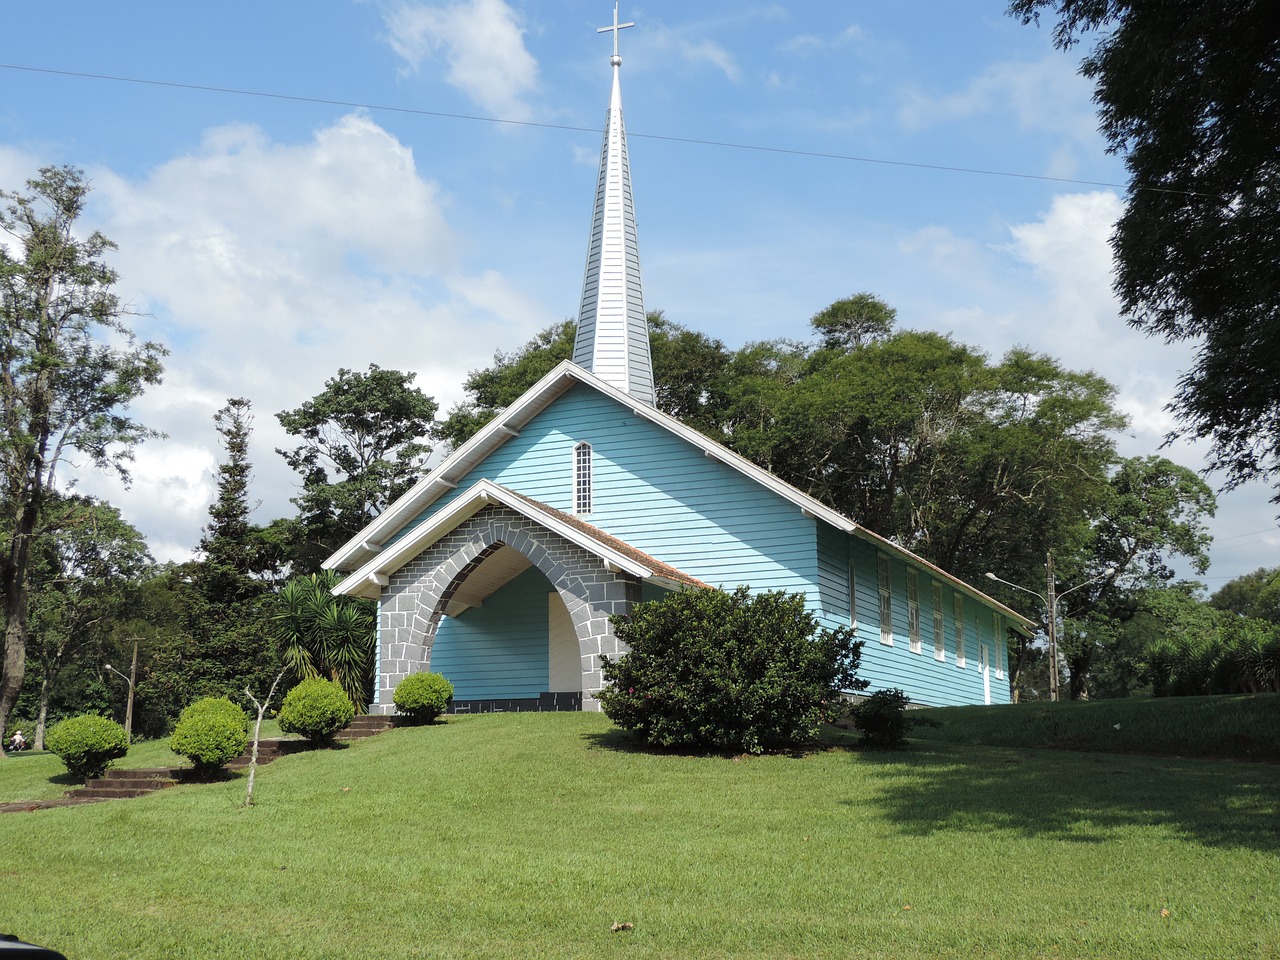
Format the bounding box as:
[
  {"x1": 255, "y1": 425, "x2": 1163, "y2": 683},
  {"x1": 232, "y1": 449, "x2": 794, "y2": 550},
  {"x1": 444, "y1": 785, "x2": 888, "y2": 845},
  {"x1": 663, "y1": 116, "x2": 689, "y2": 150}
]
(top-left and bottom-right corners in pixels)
[{"x1": 1, "y1": 712, "x2": 1278, "y2": 959}]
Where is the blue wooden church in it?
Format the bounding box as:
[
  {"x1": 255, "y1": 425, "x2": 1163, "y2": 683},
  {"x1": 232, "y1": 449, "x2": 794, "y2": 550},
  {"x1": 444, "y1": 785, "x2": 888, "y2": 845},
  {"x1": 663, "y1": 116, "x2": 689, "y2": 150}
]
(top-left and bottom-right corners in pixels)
[{"x1": 326, "y1": 12, "x2": 1031, "y2": 713}]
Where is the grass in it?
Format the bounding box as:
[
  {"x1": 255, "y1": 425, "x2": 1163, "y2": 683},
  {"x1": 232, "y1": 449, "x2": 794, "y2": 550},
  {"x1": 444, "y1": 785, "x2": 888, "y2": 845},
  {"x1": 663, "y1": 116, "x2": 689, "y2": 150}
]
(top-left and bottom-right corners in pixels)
[
  {"x1": 0, "y1": 721, "x2": 291, "y2": 803},
  {"x1": 918, "y1": 693, "x2": 1280, "y2": 762},
  {"x1": 1, "y1": 711, "x2": 1278, "y2": 959}
]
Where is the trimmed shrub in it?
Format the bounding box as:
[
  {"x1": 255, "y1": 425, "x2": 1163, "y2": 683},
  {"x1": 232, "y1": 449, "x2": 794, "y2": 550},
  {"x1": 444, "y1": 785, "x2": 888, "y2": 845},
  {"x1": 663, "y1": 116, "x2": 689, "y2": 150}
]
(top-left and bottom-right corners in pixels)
[
  {"x1": 847, "y1": 688, "x2": 941, "y2": 749},
  {"x1": 45, "y1": 714, "x2": 129, "y2": 781},
  {"x1": 848, "y1": 689, "x2": 910, "y2": 748},
  {"x1": 170, "y1": 697, "x2": 250, "y2": 776},
  {"x1": 393, "y1": 672, "x2": 454, "y2": 723},
  {"x1": 277, "y1": 678, "x2": 355, "y2": 744},
  {"x1": 599, "y1": 586, "x2": 865, "y2": 754}
]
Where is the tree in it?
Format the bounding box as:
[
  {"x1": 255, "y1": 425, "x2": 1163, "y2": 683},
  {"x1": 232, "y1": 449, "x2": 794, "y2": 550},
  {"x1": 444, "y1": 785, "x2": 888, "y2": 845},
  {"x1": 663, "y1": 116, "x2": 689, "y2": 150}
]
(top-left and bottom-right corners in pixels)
[
  {"x1": 435, "y1": 312, "x2": 734, "y2": 450},
  {"x1": 1009, "y1": 0, "x2": 1280, "y2": 499},
  {"x1": 179, "y1": 399, "x2": 278, "y2": 704},
  {"x1": 26, "y1": 495, "x2": 151, "y2": 748},
  {"x1": 1210, "y1": 566, "x2": 1280, "y2": 623},
  {"x1": 809, "y1": 292, "x2": 896, "y2": 351},
  {"x1": 197, "y1": 398, "x2": 266, "y2": 607},
  {"x1": 277, "y1": 365, "x2": 437, "y2": 571},
  {"x1": 268, "y1": 571, "x2": 375, "y2": 712},
  {"x1": 1050, "y1": 456, "x2": 1215, "y2": 699},
  {"x1": 0, "y1": 166, "x2": 165, "y2": 750}
]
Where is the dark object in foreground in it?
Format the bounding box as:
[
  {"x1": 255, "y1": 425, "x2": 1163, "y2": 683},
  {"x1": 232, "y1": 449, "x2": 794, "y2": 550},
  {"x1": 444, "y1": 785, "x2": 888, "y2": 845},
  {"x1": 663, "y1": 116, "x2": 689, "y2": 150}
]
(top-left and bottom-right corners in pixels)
[{"x1": 0, "y1": 934, "x2": 69, "y2": 959}]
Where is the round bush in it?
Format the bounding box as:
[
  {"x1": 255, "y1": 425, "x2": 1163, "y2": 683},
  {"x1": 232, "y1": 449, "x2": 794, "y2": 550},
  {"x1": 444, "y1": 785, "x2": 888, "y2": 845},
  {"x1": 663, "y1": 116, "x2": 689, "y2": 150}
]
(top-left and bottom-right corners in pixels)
[
  {"x1": 45, "y1": 714, "x2": 129, "y2": 781},
  {"x1": 277, "y1": 678, "x2": 355, "y2": 744},
  {"x1": 393, "y1": 672, "x2": 454, "y2": 723},
  {"x1": 169, "y1": 697, "x2": 249, "y2": 776},
  {"x1": 598, "y1": 586, "x2": 866, "y2": 754}
]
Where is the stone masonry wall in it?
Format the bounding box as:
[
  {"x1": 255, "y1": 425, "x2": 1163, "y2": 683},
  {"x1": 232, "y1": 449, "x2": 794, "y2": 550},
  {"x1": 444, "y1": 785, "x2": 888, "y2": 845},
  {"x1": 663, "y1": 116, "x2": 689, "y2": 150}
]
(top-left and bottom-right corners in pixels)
[{"x1": 373, "y1": 504, "x2": 640, "y2": 713}]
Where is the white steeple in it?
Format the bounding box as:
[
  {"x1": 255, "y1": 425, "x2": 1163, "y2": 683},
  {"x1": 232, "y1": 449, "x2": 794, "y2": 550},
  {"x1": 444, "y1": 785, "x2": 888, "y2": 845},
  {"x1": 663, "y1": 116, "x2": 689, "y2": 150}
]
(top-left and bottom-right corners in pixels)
[{"x1": 572, "y1": 2, "x2": 656, "y2": 406}]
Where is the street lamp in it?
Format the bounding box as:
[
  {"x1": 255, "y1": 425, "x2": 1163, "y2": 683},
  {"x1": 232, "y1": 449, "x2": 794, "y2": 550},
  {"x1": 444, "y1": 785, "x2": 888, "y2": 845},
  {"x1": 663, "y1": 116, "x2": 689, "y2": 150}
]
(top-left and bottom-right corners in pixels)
[
  {"x1": 105, "y1": 639, "x2": 139, "y2": 742},
  {"x1": 985, "y1": 554, "x2": 1116, "y2": 702}
]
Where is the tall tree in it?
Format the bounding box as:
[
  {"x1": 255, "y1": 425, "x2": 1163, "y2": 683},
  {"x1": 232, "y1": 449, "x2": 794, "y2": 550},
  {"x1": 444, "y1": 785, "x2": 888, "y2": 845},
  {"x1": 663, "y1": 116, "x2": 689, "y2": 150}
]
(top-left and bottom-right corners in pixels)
[
  {"x1": 1009, "y1": 0, "x2": 1280, "y2": 499},
  {"x1": 26, "y1": 496, "x2": 151, "y2": 748},
  {"x1": 0, "y1": 166, "x2": 165, "y2": 749},
  {"x1": 1006, "y1": 456, "x2": 1216, "y2": 699},
  {"x1": 277, "y1": 365, "x2": 437, "y2": 571},
  {"x1": 197, "y1": 398, "x2": 263, "y2": 607},
  {"x1": 179, "y1": 399, "x2": 277, "y2": 703}
]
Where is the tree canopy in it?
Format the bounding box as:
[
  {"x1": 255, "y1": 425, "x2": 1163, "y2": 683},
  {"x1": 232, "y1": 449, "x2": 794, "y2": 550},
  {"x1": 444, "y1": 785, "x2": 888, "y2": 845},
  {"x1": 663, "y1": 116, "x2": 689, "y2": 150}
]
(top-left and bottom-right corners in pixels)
[
  {"x1": 277, "y1": 364, "x2": 438, "y2": 571},
  {"x1": 1009, "y1": 0, "x2": 1280, "y2": 499},
  {"x1": 0, "y1": 166, "x2": 165, "y2": 747}
]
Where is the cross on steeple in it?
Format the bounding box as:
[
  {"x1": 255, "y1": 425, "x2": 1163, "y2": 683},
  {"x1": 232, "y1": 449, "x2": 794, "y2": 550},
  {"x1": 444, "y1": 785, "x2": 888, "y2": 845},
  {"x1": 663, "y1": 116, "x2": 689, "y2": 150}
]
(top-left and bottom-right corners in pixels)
[{"x1": 597, "y1": 2, "x2": 634, "y2": 60}]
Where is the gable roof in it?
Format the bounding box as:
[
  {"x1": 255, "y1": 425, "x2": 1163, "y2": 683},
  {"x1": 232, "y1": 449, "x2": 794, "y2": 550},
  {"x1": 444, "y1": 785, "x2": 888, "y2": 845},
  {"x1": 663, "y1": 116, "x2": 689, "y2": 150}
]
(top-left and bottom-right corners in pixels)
[
  {"x1": 324, "y1": 360, "x2": 1033, "y2": 630},
  {"x1": 332, "y1": 477, "x2": 708, "y2": 600}
]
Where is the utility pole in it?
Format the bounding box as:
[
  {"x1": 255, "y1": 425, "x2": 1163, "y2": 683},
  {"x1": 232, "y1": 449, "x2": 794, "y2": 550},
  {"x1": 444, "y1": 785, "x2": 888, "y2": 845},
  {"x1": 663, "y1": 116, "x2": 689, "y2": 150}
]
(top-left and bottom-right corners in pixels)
[
  {"x1": 1045, "y1": 552, "x2": 1058, "y2": 703},
  {"x1": 105, "y1": 637, "x2": 140, "y2": 743},
  {"x1": 125, "y1": 638, "x2": 139, "y2": 742},
  {"x1": 985, "y1": 557, "x2": 1116, "y2": 704}
]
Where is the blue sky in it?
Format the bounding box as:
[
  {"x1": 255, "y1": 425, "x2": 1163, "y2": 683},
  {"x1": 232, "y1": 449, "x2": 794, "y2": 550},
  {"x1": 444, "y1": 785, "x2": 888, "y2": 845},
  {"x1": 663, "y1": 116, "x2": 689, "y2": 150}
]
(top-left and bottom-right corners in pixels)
[{"x1": 1, "y1": 1, "x2": 1274, "y2": 585}]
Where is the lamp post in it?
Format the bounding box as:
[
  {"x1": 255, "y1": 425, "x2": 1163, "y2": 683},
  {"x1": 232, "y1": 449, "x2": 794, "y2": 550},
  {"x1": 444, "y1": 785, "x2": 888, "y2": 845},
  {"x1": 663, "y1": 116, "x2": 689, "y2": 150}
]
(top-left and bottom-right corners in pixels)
[
  {"x1": 985, "y1": 554, "x2": 1115, "y2": 702},
  {"x1": 105, "y1": 639, "x2": 139, "y2": 742}
]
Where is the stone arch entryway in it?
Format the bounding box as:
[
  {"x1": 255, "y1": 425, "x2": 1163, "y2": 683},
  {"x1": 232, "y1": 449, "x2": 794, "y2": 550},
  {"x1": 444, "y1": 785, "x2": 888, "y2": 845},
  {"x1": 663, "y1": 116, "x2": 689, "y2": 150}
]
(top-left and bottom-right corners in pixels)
[{"x1": 372, "y1": 504, "x2": 640, "y2": 713}]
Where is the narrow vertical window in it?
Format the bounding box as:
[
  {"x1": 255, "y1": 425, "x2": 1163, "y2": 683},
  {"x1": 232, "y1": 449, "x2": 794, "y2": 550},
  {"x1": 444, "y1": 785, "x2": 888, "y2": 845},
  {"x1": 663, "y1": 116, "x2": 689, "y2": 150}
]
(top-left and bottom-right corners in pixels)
[
  {"x1": 848, "y1": 559, "x2": 858, "y2": 629},
  {"x1": 906, "y1": 569, "x2": 921, "y2": 654},
  {"x1": 993, "y1": 612, "x2": 1005, "y2": 679},
  {"x1": 953, "y1": 593, "x2": 966, "y2": 668},
  {"x1": 932, "y1": 582, "x2": 945, "y2": 661},
  {"x1": 573, "y1": 442, "x2": 592, "y2": 514},
  {"x1": 877, "y1": 553, "x2": 893, "y2": 645}
]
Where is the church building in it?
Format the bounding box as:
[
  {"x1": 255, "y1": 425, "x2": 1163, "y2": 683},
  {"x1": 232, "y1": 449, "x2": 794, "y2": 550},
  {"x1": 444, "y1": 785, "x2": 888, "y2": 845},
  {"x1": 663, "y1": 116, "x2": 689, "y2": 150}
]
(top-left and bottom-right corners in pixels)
[{"x1": 325, "y1": 9, "x2": 1032, "y2": 713}]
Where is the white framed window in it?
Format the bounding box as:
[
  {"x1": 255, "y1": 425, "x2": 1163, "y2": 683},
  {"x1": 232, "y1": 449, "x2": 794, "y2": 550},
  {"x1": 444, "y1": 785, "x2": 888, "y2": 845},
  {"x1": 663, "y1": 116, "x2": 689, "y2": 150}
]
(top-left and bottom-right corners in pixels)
[
  {"x1": 877, "y1": 553, "x2": 893, "y2": 645},
  {"x1": 906, "y1": 569, "x2": 921, "y2": 654},
  {"x1": 953, "y1": 593, "x2": 966, "y2": 668},
  {"x1": 848, "y1": 559, "x2": 858, "y2": 629},
  {"x1": 932, "y1": 582, "x2": 945, "y2": 661},
  {"x1": 573, "y1": 442, "x2": 592, "y2": 514},
  {"x1": 993, "y1": 612, "x2": 1005, "y2": 679}
]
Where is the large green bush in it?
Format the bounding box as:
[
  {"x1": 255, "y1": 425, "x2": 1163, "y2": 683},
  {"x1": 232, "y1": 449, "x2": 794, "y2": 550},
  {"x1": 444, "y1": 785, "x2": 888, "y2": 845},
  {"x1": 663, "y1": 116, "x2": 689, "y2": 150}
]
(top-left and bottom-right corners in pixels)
[
  {"x1": 169, "y1": 697, "x2": 250, "y2": 776},
  {"x1": 45, "y1": 714, "x2": 129, "y2": 780},
  {"x1": 598, "y1": 586, "x2": 865, "y2": 754},
  {"x1": 393, "y1": 672, "x2": 454, "y2": 723},
  {"x1": 277, "y1": 678, "x2": 355, "y2": 744}
]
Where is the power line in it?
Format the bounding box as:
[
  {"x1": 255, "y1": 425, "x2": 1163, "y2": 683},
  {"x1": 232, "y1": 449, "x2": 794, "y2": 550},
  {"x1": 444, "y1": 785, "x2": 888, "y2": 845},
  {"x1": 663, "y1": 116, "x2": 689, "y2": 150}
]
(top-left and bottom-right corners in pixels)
[{"x1": 0, "y1": 60, "x2": 1178, "y2": 196}]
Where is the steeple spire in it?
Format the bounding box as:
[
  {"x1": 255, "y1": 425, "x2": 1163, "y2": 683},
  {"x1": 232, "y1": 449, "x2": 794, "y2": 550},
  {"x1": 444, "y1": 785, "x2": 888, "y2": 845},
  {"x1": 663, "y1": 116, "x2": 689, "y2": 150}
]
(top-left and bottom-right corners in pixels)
[{"x1": 572, "y1": 2, "x2": 655, "y2": 405}]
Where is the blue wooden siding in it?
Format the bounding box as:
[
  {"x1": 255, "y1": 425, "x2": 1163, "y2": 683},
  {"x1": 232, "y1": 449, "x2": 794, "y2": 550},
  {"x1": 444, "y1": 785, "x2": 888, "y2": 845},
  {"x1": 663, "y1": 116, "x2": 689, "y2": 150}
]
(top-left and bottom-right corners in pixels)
[
  {"x1": 814, "y1": 530, "x2": 1011, "y2": 707},
  {"x1": 397, "y1": 384, "x2": 818, "y2": 595},
  {"x1": 430, "y1": 567, "x2": 551, "y2": 700}
]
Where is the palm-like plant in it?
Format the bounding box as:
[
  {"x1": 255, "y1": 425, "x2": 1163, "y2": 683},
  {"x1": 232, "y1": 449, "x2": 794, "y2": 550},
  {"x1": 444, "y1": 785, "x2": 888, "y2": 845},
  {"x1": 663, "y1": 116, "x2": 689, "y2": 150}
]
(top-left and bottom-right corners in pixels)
[{"x1": 270, "y1": 571, "x2": 376, "y2": 711}]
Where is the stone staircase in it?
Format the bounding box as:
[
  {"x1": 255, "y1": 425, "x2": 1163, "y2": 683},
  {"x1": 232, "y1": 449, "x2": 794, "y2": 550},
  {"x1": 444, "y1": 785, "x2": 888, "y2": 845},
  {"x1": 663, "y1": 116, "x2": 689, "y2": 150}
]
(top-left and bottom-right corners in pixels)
[{"x1": 1, "y1": 715, "x2": 399, "y2": 813}]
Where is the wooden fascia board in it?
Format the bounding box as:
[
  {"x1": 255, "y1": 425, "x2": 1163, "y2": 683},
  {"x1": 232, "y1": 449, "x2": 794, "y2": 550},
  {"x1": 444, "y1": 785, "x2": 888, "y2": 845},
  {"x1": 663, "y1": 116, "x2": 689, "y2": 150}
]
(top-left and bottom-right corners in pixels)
[{"x1": 332, "y1": 478, "x2": 657, "y2": 598}]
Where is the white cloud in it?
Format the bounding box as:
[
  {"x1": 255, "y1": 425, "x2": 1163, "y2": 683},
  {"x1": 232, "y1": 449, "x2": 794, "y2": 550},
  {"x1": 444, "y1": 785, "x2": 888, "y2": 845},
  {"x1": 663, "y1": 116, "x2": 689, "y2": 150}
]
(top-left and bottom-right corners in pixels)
[
  {"x1": 66, "y1": 112, "x2": 552, "y2": 560},
  {"x1": 383, "y1": 0, "x2": 539, "y2": 120},
  {"x1": 897, "y1": 56, "x2": 1100, "y2": 164},
  {"x1": 782, "y1": 24, "x2": 865, "y2": 55},
  {"x1": 648, "y1": 26, "x2": 741, "y2": 83}
]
